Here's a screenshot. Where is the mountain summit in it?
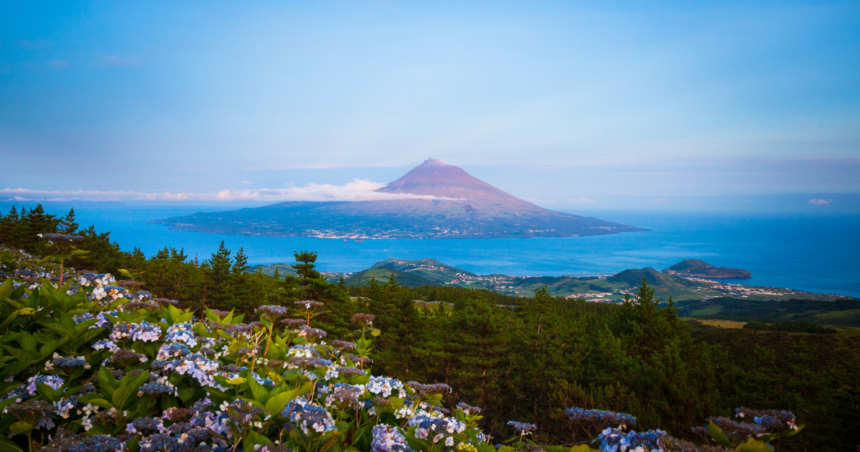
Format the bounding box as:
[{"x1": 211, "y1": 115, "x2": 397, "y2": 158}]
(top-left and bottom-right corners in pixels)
[
  {"x1": 376, "y1": 158, "x2": 519, "y2": 203},
  {"x1": 156, "y1": 159, "x2": 645, "y2": 239}
]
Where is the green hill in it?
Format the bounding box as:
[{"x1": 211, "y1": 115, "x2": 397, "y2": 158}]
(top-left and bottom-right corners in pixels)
[
  {"x1": 247, "y1": 263, "x2": 298, "y2": 278},
  {"x1": 664, "y1": 259, "x2": 752, "y2": 279},
  {"x1": 370, "y1": 258, "x2": 474, "y2": 285},
  {"x1": 344, "y1": 267, "x2": 437, "y2": 287},
  {"x1": 607, "y1": 267, "x2": 697, "y2": 288}
]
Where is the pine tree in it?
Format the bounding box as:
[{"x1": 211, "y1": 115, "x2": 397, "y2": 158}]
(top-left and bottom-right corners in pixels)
[
  {"x1": 58, "y1": 208, "x2": 79, "y2": 234},
  {"x1": 0, "y1": 206, "x2": 20, "y2": 246},
  {"x1": 22, "y1": 204, "x2": 58, "y2": 251},
  {"x1": 232, "y1": 247, "x2": 250, "y2": 305},
  {"x1": 293, "y1": 251, "x2": 321, "y2": 281},
  {"x1": 207, "y1": 241, "x2": 234, "y2": 308},
  {"x1": 232, "y1": 247, "x2": 249, "y2": 274}
]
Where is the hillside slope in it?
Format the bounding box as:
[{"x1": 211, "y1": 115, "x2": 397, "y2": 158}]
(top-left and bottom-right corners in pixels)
[{"x1": 664, "y1": 259, "x2": 753, "y2": 279}]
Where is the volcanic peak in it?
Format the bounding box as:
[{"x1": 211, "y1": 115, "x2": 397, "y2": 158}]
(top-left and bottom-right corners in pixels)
[{"x1": 376, "y1": 158, "x2": 520, "y2": 203}]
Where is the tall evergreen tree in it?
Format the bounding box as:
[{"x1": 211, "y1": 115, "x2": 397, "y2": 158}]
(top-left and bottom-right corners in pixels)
[
  {"x1": 207, "y1": 241, "x2": 234, "y2": 308},
  {"x1": 293, "y1": 251, "x2": 321, "y2": 281},
  {"x1": 0, "y1": 206, "x2": 21, "y2": 246},
  {"x1": 232, "y1": 247, "x2": 250, "y2": 305},
  {"x1": 58, "y1": 208, "x2": 79, "y2": 234}
]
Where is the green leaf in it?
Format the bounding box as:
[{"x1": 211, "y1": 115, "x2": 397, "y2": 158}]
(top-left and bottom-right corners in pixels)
[
  {"x1": 244, "y1": 431, "x2": 272, "y2": 452},
  {"x1": 17, "y1": 334, "x2": 36, "y2": 353},
  {"x1": 178, "y1": 386, "x2": 195, "y2": 403},
  {"x1": 351, "y1": 374, "x2": 370, "y2": 385},
  {"x1": 245, "y1": 371, "x2": 270, "y2": 404},
  {"x1": 111, "y1": 385, "x2": 131, "y2": 409},
  {"x1": 126, "y1": 435, "x2": 140, "y2": 452},
  {"x1": 0, "y1": 311, "x2": 19, "y2": 332},
  {"x1": 86, "y1": 398, "x2": 115, "y2": 409},
  {"x1": 265, "y1": 388, "x2": 300, "y2": 415},
  {"x1": 370, "y1": 328, "x2": 381, "y2": 337},
  {"x1": 35, "y1": 382, "x2": 60, "y2": 402},
  {"x1": 8, "y1": 422, "x2": 34, "y2": 435},
  {"x1": 707, "y1": 421, "x2": 731, "y2": 447},
  {"x1": 0, "y1": 278, "x2": 13, "y2": 300},
  {"x1": 541, "y1": 446, "x2": 569, "y2": 452},
  {"x1": 570, "y1": 446, "x2": 598, "y2": 452},
  {"x1": 98, "y1": 366, "x2": 117, "y2": 397},
  {"x1": 737, "y1": 439, "x2": 770, "y2": 452},
  {"x1": 0, "y1": 436, "x2": 24, "y2": 452}
]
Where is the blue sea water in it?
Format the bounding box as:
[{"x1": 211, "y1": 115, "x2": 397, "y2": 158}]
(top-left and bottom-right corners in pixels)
[{"x1": 4, "y1": 204, "x2": 859, "y2": 298}]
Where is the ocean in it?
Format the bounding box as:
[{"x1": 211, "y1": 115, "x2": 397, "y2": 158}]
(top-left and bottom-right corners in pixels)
[{"x1": 4, "y1": 204, "x2": 859, "y2": 298}]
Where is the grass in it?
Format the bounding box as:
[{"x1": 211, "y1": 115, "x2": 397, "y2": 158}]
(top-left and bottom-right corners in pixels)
[
  {"x1": 683, "y1": 318, "x2": 747, "y2": 329},
  {"x1": 828, "y1": 325, "x2": 860, "y2": 334},
  {"x1": 691, "y1": 306, "x2": 723, "y2": 316}
]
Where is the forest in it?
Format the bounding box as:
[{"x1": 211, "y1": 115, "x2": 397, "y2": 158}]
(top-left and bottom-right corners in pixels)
[{"x1": 1, "y1": 205, "x2": 857, "y2": 451}]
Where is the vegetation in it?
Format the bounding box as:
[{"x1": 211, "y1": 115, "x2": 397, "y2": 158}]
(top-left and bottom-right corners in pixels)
[
  {"x1": 676, "y1": 297, "x2": 860, "y2": 327},
  {"x1": 1, "y1": 205, "x2": 856, "y2": 451}
]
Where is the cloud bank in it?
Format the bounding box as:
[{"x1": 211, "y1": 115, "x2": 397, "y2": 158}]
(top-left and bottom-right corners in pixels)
[
  {"x1": 809, "y1": 199, "x2": 832, "y2": 206},
  {"x1": 1, "y1": 179, "x2": 460, "y2": 203}
]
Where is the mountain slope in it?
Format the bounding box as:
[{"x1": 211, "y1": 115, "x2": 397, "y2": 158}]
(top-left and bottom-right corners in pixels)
[
  {"x1": 156, "y1": 158, "x2": 645, "y2": 239},
  {"x1": 664, "y1": 259, "x2": 753, "y2": 279}
]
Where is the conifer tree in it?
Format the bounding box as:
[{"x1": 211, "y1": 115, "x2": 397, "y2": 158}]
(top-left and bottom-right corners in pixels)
[
  {"x1": 293, "y1": 251, "x2": 321, "y2": 280},
  {"x1": 207, "y1": 241, "x2": 234, "y2": 308},
  {"x1": 232, "y1": 247, "x2": 250, "y2": 305},
  {"x1": 58, "y1": 208, "x2": 79, "y2": 234},
  {"x1": 0, "y1": 206, "x2": 20, "y2": 246}
]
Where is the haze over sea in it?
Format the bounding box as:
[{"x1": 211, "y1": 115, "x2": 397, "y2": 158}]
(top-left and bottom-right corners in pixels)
[{"x1": 4, "y1": 203, "x2": 858, "y2": 299}]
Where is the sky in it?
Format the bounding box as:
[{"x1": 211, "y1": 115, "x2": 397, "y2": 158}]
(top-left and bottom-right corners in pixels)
[{"x1": 1, "y1": 0, "x2": 859, "y2": 210}]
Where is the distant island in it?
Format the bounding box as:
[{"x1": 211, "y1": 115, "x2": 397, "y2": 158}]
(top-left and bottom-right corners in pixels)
[
  {"x1": 663, "y1": 259, "x2": 753, "y2": 279},
  {"x1": 249, "y1": 257, "x2": 847, "y2": 302},
  {"x1": 155, "y1": 158, "x2": 645, "y2": 239}
]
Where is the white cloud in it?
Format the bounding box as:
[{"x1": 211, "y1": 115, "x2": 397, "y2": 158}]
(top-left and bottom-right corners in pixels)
[
  {"x1": 809, "y1": 198, "x2": 832, "y2": 206},
  {"x1": 242, "y1": 181, "x2": 251, "y2": 184},
  {"x1": 241, "y1": 163, "x2": 404, "y2": 170},
  {"x1": 566, "y1": 197, "x2": 596, "y2": 204},
  {"x1": 1, "y1": 179, "x2": 461, "y2": 203}
]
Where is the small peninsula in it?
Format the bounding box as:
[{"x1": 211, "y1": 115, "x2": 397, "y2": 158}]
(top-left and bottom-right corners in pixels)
[{"x1": 663, "y1": 259, "x2": 752, "y2": 279}]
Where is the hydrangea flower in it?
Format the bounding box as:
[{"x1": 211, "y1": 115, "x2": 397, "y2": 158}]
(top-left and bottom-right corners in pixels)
[
  {"x1": 132, "y1": 321, "x2": 162, "y2": 342},
  {"x1": 156, "y1": 343, "x2": 191, "y2": 361},
  {"x1": 371, "y1": 424, "x2": 413, "y2": 452},
  {"x1": 566, "y1": 408, "x2": 637, "y2": 428},
  {"x1": 258, "y1": 305, "x2": 289, "y2": 316},
  {"x1": 597, "y1": 427, "x2": 666, "y2": 452},
  {"x1": 166, "y1": 322, "x2": 198, "y2": 347},
  {"x1": 281, "y1": 397, "x2": 336, "y2": 434},
  {"x1": 51, "y1": 355, "x2": 91, "y2": 370},
  {"x1": 507, "y1": 421, "x2": 536, "y2": 436},
  {"x1": 367, "y1": 376, "x2": 406, "y2": 398},
  {"x1": 173, "y1": 353, "x2": 221, "y2": 388},
  {"x1": 92, "y1": 339, "x2": 119, "y2": 353},
  {"x1": 26, "y1": 375, "x2": 65, "y2": 396}
]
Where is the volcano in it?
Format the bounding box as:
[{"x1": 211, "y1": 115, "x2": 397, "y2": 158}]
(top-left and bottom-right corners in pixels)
[{"x1": 157, "y1": 159, "x2": 644, "y2": 239}]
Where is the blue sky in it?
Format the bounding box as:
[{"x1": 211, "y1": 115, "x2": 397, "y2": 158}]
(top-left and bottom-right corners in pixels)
[{"x1": 1, "y1": 0, "x2": 858, "y2": 208}]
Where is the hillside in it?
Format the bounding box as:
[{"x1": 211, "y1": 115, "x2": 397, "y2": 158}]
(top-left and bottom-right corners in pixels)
[
  {"x1": 344, "y1": 267, "x2": 438, "y2": 287},
  {"x1": 370, "y1": 258, "x2": 476, "y2": 285},
  {"x1": 155, "y1": 159, "x2": 645, "y2": 239},
  {"x1": 664, "y1": 259, "x2": 752, "y2": 279}
]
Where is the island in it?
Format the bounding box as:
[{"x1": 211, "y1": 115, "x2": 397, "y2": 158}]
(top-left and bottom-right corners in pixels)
[
  {"x1": 154, "y1": 159, "x2": 645, "y2": 239},
  {"x1": 662, "y1": 259, "x2": 752, "y2": 279}
]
